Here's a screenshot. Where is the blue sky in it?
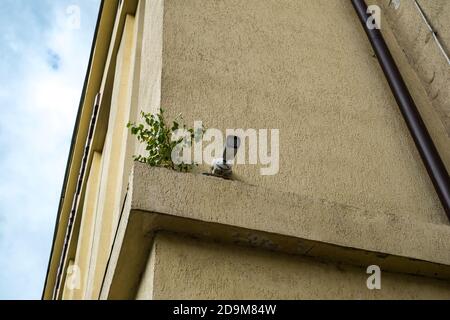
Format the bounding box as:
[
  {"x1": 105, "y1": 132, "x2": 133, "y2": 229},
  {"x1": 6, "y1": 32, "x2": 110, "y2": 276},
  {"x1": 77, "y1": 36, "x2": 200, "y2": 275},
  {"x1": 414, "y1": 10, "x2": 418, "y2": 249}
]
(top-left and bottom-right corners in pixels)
[{"x1": 0, "y1": 0, "x2": 100, "y2": 299}]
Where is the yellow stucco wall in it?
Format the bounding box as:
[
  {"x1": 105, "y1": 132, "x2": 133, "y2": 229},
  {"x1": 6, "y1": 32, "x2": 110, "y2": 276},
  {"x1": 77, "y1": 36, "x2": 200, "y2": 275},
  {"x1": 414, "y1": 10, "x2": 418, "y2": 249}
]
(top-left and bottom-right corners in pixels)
[
  {"x1": 52, "y1": 0, "x2": 450, "y2": 300},
  {"x1": 137, "y1": 0, "x2": 450, "y2": 225},
  {"x1": 375, "y1": 0, "x2": 450, "y2": 137},
  {"x1": 127, "y1": 0, "x2": 450, "y2": 299},
  {"x1": 137, "y1": 232, "x2": 450, "y2": 300},
  {"x1": 71, "y1": 152, "x2": 102, "y2": 300},
  {"x1": 85, "y1": 14, "x2": 136, "y2": 299}
]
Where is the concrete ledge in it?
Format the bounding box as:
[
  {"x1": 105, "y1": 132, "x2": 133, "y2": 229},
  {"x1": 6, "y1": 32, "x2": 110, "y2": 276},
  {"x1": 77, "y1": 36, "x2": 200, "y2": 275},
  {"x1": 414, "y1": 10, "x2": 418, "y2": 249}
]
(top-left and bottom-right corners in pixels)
[{"x1": 101, "y1": 162, "x2": 450, "y2": 299}]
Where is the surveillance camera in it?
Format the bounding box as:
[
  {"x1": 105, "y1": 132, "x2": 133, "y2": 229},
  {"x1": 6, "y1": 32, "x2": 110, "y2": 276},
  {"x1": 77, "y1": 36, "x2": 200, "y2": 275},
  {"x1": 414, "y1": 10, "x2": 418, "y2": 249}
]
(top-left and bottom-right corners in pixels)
[
  {"x1": 211, "y1": 135, "x2": 241, "y2": 179},
  {"x1": 224, "y1": 135, "x2": 241, "y2": 162}
]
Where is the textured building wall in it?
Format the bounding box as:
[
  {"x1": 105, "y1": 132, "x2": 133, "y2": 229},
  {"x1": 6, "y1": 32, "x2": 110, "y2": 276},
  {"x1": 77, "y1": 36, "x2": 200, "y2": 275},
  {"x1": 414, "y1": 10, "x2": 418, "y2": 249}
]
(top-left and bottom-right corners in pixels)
[
  {"x1": 137, "y1": 232, "x2": 450, "y2": 300},
  {"x1": 85, "y1": 15, "x2": 136, "y2": 299},
  {"x1": 138, "y1": 0, "x2": 450, "y2": 224},
  {"x1": 375, "y1": 0, "x2": 450, "y2": 136},
  {"x1": 87, "y1": 0, "x2": 450, "y2": 300},
  {"x1": 416, "y1": 0, "x2": 450, "y2": 49}
]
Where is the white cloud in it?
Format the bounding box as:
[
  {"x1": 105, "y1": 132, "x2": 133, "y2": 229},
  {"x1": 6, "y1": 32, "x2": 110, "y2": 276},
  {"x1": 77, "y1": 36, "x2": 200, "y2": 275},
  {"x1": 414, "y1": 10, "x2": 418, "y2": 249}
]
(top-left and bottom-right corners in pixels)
[{"x1": 0, "y1": 0, "x2": 100, "y2": 299}]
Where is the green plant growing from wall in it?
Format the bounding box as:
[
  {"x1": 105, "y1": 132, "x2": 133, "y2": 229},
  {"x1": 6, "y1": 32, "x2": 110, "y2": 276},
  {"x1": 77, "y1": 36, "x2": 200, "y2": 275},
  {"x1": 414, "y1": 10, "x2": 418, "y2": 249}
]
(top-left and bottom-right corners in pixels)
[{"x1": 127, "y1": 109, "x2": 205, "y2": 172}]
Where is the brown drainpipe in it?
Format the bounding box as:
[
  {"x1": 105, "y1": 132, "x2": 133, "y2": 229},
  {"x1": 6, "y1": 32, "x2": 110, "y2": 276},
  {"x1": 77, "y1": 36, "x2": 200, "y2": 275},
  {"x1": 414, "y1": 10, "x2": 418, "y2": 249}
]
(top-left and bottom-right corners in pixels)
[{"x1": 351, "y1": 0, "x2": 450, "y2": 220}]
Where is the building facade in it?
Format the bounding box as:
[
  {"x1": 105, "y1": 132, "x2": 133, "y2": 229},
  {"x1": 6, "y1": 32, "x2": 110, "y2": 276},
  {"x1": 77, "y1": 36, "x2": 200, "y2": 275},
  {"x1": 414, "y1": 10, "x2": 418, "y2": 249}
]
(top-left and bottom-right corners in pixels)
[{"x1": 43, "y1": 0, "x2": 450, "y2": 300}]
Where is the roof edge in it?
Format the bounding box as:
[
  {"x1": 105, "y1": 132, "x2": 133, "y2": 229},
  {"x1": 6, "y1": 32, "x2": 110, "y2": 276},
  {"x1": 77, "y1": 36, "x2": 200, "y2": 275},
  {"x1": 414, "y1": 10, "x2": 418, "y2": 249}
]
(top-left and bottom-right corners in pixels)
[{"x1": 41, "y1": 0, "x2": 106, "y2": 300}]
